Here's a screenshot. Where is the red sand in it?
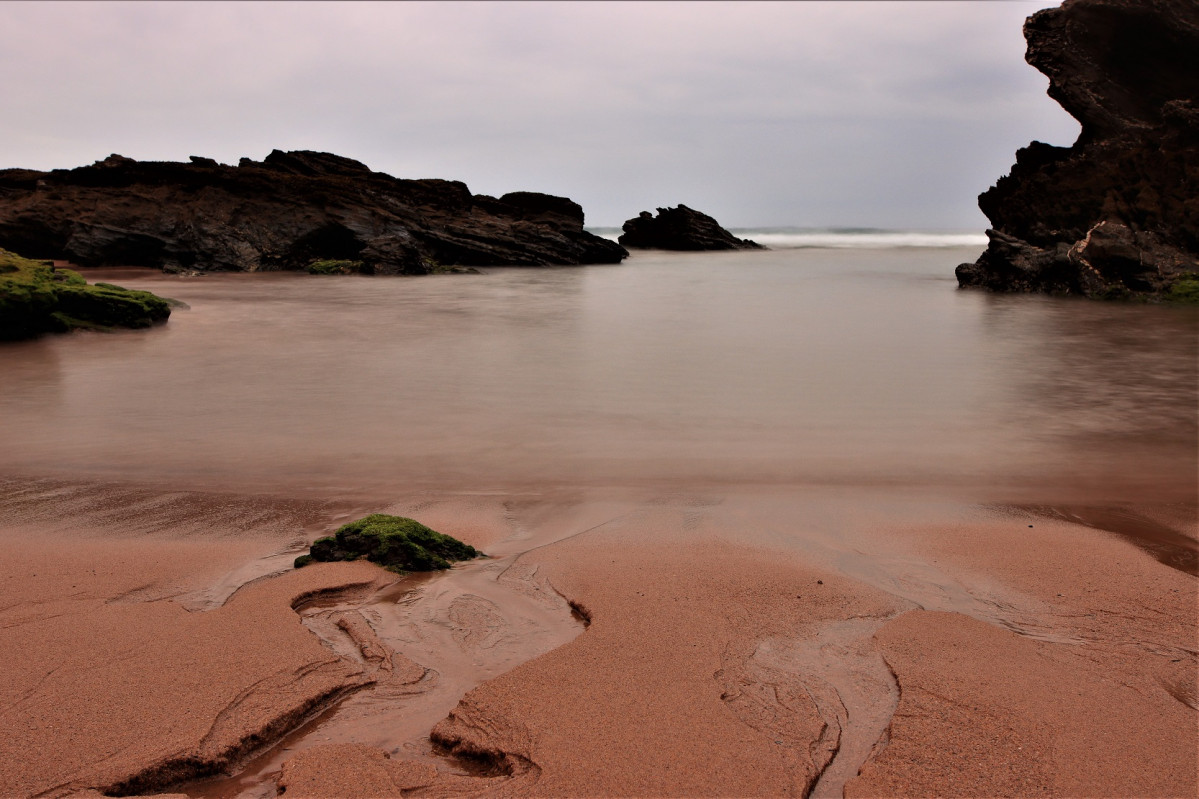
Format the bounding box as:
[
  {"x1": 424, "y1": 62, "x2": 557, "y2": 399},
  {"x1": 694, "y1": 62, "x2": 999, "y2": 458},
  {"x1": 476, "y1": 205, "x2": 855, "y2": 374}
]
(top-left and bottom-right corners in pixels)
[
  {"x1": 0, "y1": 526, "x2": 393, "y2": 796},
  {"x1": 847, "y1": 512, "x2": 1197, "y2": 797},
  {"x1": 0, "y1": 488, "x2": 1195, "y2": 798}
]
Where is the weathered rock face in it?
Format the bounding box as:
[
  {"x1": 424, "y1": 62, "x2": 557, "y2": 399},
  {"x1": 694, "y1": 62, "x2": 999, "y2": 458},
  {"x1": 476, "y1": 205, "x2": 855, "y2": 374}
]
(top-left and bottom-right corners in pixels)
[
  {"x1": 956, "y1": 0, "x2": 1199, "y2": 300},
  {"x1": 618, "y1": 205, "x2": 763, "y2": 251},
  {"x1": 0, "y1": 150, "x2": 628, "y2": 274}
]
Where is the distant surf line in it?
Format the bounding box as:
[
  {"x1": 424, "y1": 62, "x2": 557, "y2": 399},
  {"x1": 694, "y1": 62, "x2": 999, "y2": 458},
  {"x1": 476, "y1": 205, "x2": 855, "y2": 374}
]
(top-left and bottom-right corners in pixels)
[{"x1": 586, "y1": 227, "x2": 988, "y2": 249}]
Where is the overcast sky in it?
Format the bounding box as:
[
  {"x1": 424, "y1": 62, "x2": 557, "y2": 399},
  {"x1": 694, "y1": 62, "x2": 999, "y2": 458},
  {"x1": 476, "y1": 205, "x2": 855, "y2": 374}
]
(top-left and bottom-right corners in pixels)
[{"x1": 1, "y1": 1, "x2": 1079, "y2": 229}]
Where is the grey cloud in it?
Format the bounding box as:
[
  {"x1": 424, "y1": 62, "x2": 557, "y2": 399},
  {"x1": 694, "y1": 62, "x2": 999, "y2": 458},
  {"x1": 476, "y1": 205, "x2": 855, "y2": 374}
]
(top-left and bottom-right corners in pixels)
[{"x1": 0, "y1": 1, "x2": 1079, "y2": 227}]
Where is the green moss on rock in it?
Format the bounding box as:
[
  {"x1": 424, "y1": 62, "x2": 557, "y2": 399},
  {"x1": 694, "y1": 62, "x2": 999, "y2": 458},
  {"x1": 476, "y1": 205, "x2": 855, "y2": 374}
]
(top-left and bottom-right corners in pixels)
[
  {"x1": 294, "y1": 514, "x2": 481, "y2": 573},
  {"x1": 1165, "y1": 275, "x2": 1199, "y2": 304},
  {"x1": 307, "y1": 259, "x2": 364, "y2": 275},
  {"x1": 0, "y1": 249, "x2": 172, "y2": 340}
]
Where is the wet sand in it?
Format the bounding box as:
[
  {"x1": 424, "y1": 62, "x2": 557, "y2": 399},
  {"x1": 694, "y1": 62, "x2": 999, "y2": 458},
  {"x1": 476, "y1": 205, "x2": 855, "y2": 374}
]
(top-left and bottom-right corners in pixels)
[{"x1": 1, "y1": 479, "x2": 1194, "y2": 798}]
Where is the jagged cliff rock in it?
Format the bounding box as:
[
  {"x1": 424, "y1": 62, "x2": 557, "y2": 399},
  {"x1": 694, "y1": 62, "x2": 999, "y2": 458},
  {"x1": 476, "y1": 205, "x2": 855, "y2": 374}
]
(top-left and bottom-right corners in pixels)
[
  {"x1": 956, "y1": 0, "x2": 1199, "y2": 300},
  {"x1": 0, "y1": 150, "x2": 628, "y2": 274},
  {"x1": 618, "y1": 205, "x2": 763, "y2": 251}
]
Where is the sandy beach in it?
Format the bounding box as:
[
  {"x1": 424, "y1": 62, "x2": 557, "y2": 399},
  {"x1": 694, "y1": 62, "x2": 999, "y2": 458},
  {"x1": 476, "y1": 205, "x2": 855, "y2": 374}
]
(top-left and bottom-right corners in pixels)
[{"x1": 1, "y1": 479, "x2": 1194, "y2": 798}]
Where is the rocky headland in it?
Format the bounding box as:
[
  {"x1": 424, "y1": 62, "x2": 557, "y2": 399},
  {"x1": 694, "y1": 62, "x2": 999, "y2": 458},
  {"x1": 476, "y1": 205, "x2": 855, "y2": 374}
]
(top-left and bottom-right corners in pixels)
[
  {"x1": 956, "y1": 0, "x2": 1199, "y2": 301},
  {"x1": 618, "y1": 205, "x2": 763, "y2": 251},
  {"x1": 0, "y1": 150, "x2": 628, "y2": 274}
]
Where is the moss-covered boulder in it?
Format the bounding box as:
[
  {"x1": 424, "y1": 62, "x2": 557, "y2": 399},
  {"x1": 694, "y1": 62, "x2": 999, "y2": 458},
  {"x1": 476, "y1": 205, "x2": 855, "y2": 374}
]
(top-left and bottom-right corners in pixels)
[
  {"x1": 0, "y1": 249, "x2": 172, "y2": 340},
  {"x1": 295, "y1": 514, "x2": 481, "y2": 573}
]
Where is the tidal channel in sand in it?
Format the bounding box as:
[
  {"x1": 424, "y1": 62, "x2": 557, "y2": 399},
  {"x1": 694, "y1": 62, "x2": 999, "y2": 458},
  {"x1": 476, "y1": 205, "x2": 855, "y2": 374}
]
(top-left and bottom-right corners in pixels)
[{"x1": 0, "y1": 246, "x2": 1194, "y2": 797}]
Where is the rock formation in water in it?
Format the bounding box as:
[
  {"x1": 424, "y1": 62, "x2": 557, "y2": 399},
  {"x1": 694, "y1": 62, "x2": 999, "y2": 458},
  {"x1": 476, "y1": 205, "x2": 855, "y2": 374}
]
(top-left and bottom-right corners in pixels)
[
  {"x1": 618, "y1": 205, "x2": 763, "y2": 251},
  {"x1": 0, "y1": 150, "x2": 628, "y2": 274},
  {"x1": 956, "y1": 0, "x2": 1199, "y2": 301},
  {"x1": 0, "y1": 248, "x2": 171, "y2": 340}
]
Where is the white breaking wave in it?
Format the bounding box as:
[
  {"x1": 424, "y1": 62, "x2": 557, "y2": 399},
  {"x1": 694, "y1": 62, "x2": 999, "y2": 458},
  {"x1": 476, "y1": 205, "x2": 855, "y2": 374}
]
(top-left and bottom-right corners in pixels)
[
  {"x1": 585, "y1": 227, "x2": 987, "y2": 249},
  {"x1": 738, "y1": 230, "x2": 987, "y2": 249}
]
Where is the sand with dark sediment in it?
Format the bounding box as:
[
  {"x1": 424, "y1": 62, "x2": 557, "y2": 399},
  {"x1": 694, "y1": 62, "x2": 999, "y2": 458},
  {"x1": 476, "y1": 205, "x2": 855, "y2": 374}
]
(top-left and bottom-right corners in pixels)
[{"x1": 2, "y1": 480, "x2": 1194, "y2": 798}]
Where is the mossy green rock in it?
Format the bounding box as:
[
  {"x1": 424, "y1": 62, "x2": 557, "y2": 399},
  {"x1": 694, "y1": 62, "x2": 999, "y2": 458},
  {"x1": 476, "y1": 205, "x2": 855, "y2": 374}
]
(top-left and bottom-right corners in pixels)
[
  {"x1": 295, "y1": 514, "x2": 480, "y2": 573},
  {"x1": 0, "y1": 249, "x2": 172, "y2": 340},
  {"x1": 1166, "y1": 275, "x2": 1199, "y2": 304},
  {"x1": 307, "y1": 259, "x2": 364, "y2": 275}
]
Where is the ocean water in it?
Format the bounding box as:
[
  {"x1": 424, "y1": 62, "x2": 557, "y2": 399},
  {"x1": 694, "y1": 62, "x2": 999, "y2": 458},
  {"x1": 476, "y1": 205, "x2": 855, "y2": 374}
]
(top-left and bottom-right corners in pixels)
[
  {"x1": 586, "y1": 227, "x2": 989, "y2": 249},
  {"x1": 0, "y1": 244, "x2": 1194, "y2": 504}
]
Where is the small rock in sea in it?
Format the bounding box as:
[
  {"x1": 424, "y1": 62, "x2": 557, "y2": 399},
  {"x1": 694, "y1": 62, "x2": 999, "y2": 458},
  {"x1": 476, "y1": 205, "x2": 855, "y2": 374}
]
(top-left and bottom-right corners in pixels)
[{"x1": 618, "y1": 204, "x2": 763, "y2": 251}]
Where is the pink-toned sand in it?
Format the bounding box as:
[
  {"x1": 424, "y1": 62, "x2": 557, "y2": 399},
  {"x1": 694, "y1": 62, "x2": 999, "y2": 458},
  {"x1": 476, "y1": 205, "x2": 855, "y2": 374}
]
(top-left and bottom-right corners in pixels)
[
  {"x1": 0, "y1": 484, "x2": 1195, "y2": 798},
  {"x1": 0, "y1": 529, "x2": 393, "y2": 796}
]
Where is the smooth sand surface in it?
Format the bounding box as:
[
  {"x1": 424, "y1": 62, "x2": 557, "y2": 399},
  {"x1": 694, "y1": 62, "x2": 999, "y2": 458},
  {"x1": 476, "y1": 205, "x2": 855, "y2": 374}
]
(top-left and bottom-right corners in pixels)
[{"x1": 0, "y1": 483, "x2": 1195, "y2": 798}]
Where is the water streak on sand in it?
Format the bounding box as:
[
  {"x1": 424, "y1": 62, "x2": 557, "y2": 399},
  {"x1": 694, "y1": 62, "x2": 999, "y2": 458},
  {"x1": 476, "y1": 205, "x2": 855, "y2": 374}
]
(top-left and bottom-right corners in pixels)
[
  {"x1": 774, "y1": 618, "x2": 900, "y2": 799},
  {"x1": 188, "y1": 554, "x2": 584, "y2": 798}
]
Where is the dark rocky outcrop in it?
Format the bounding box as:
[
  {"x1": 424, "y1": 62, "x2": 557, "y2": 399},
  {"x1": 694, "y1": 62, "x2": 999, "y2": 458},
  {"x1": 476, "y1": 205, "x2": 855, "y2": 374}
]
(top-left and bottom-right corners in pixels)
[
  {"x1": 618, "y1": 205, "x2": 763, "y2": 251},
  {"x1": 295, "y1": 514, "x2": 480, "y2": 573},
  {"x1": 956, "y1": 0, "x2": 1199, "y2": 301},
  {"x1": 0, "y1": 150, "x2": 627, "y2": 274},
  {"x1": 0, "y1": 248, "x2": 171, "y2": 340}
]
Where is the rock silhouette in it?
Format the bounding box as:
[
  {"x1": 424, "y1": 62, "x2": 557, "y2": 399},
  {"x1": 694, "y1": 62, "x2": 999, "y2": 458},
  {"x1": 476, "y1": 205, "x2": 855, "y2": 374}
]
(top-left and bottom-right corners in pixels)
[
  {"x1": 619, "y1": 205, "x2": 762, "y2": 251},
  {"x1": 956, "y1": 0, "x2": 1199, "y2": 301},
  {"x1": 0, "y1": 150, "x2": 628, "y2": 274}
]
